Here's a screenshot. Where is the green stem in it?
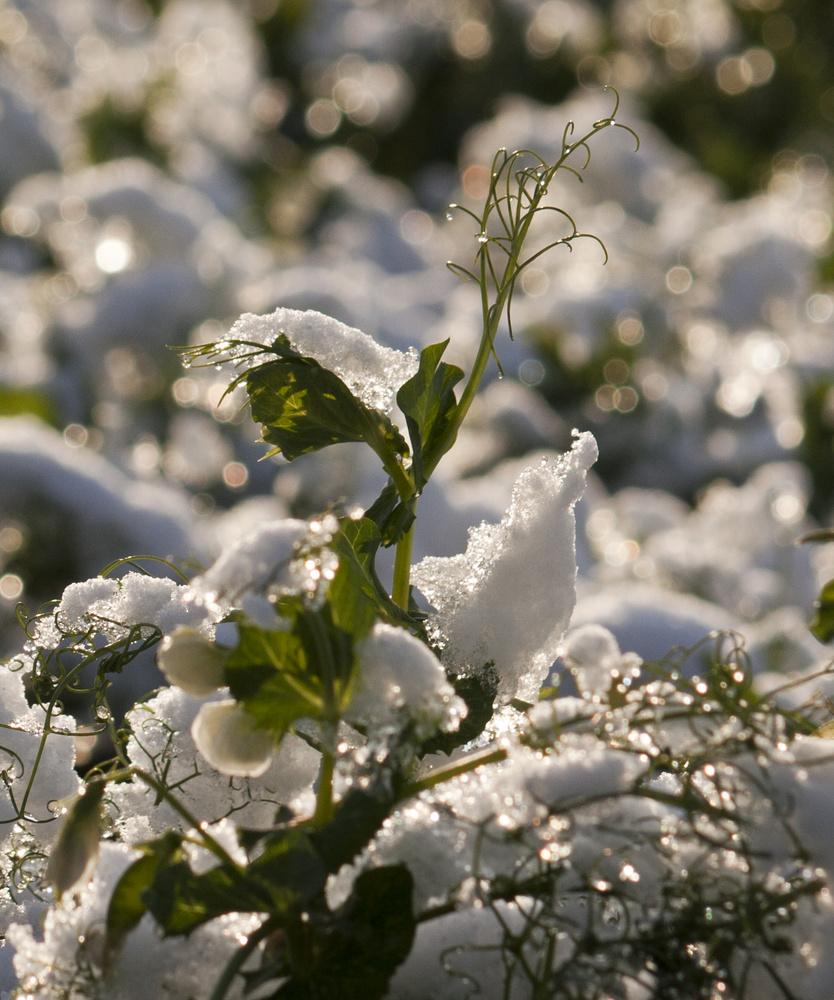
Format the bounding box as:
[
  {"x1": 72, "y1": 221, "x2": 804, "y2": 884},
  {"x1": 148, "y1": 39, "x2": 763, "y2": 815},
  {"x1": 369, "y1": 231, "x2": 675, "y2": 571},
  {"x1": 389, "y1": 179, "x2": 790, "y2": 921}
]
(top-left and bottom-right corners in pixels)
[
  {"x1": 385, "y1": 456, "x2": 414, "y2": 500},
  {"x1": 404, "y1": 745, "x2": 508, "y2": 797},
  {"x1": 312, "y1": 746, "x2": 335, "y2": 827},
  {"x1": 209, "y1": 915, "x2": 281, "y2": 1000},
  {"x1": 391, "y1": 508, "x2": 417, "y2": 610}
]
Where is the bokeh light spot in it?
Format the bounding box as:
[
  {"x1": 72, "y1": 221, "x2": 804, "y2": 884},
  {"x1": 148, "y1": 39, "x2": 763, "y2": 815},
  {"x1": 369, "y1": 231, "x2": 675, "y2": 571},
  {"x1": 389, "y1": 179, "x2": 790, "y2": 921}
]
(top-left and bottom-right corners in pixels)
[
  {"x1": 223, "y1": 462, "x2": 249, "y2": 488},
  {"x1": 306, "y1": 99, "x2": 341, "y2": 138},
  {"x1": 666, "y1": 266, "x2": 692, "y2": 294},
  {"x1": 0, "y1": 575, "x2": 23, "y2": 601},
  {"x1": 519, "y1": 359, "x2": 545, "y2": 386},
  {"x1": 95, "y1": 238, "x2": 133, "y2": 274}
]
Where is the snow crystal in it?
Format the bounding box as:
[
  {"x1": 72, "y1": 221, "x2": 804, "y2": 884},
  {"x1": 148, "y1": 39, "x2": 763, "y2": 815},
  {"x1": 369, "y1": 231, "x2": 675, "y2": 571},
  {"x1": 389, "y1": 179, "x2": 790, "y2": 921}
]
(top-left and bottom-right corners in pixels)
[
  {"x1": 227, "y1": 307, "x2": 419, "y2": 413},
  {"x1": 523, "y1": 733, "x2": 649, "y2": 810},
  {"x1": 0, "y1": 666, "x2": 79, "y2": 829},
  {"x1": 413, "y1": 431, "x2": 598, "y2": 701},
  {"x1": 110, "y1": 687, "x2": 320, "y2": 837},
  {"x1": 7, "y1": 840, "x2": 262, "y2": 1000}
]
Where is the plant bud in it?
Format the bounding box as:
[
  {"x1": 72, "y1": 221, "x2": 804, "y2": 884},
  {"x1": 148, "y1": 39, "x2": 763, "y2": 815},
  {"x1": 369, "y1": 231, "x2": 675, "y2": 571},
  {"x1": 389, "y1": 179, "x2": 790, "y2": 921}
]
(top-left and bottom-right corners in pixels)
[
  {"x1": 156, "y1": 626, "x2": 227, "y2": 698},
  {"x1": 191, "y1": 699, "x2": 274, "y2": 777},
  {"x1": 44, "y1": 782, "x2": 106, "y2": 899}
]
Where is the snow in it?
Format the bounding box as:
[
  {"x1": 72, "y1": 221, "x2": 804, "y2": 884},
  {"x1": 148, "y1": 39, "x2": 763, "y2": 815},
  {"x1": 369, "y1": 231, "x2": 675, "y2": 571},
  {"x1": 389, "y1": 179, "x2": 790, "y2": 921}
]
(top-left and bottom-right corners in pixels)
[
  {"x1": 349, "y1": 623, "x2": 466, "y2": 740},
  {"x1": 226, "y1": 307, "x2": 419, "y2": 415},
  {"x1": 413, "y1": 431, "x2": 598, "y2": 701}
]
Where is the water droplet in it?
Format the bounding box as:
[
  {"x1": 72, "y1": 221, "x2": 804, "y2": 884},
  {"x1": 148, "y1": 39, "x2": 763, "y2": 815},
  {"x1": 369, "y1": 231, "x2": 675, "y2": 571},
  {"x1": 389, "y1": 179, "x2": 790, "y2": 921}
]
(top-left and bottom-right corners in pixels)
[
  {"x1": 476, "y1": 232, "x2": 489, "y2": 244},
  {"x1": 445, "y1": 211, "x2": 455, "y2": 222}
]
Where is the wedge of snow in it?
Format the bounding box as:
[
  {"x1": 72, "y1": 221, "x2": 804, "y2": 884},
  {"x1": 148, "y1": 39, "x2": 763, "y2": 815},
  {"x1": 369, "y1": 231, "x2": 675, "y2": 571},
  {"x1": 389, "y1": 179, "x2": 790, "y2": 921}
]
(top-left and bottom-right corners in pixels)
[{"x1": 412, "y1": 431, "x2": 598, "y2": 701}]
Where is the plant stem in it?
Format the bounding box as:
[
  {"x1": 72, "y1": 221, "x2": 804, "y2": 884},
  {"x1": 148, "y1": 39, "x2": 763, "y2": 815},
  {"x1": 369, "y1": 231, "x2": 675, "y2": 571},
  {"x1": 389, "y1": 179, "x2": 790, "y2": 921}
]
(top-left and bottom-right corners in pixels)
[
  {"x1": 404, "y1": 744, "x2": 508, "y2": 796},
  {"x1": 312, "y1": 746, "x2": 335, "y2": 826},
  {"x1": 391, "y1": 512, "x2": 416, "y2": 610},
  {"x1": 209, "y1": 916, "x2": 280, "y2": 1000}
]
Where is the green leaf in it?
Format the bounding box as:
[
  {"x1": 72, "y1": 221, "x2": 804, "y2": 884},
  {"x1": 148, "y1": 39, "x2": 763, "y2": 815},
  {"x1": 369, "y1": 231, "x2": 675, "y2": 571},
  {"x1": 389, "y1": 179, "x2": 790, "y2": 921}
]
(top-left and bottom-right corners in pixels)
[
  {"x1": 225, "y1": 609, "x2": 358, "y2": 738},
  {"x1": 316, "y1": 865, "x2": 415, "y2": 999},
  {"x1": 145, "y1": 860, "x2": 248, "y2": 936},
  {"x1": 811, "y1": 578, "x2": 834, "y2": 642},
  {"x1": 419, "y1": 670, "x2": 499, "y2": 756},
  {"x1": 143, "y1": 829, "x2": 328, "y2": 939},
  {"x1": 396, "y1": 340, "x2": 463, "y2": 490},
  {"x1": 225, "y1": 625, "x2": 324, "y2": 737},
  {"x1": 242, "y1": 864, "x2": 415, "y2": 1000},
  {"x1": 244, "y1": 828, "x2": 327, "y2": 907},
  {"x1": 310, "y1": 787, "x2": 398, "y2": 873},
  {"x1": 105, "y1": 831, "x2": 184, "y2": 958},
  {"x1": 245, "y1": 336, "x2": 409, "y2": 469},
  {"x1": 329, "y1": 518, "x2": 420, "y2": 637},
  {"x1": 364, "y1": 479, "x2": 418, "y2": 548}
]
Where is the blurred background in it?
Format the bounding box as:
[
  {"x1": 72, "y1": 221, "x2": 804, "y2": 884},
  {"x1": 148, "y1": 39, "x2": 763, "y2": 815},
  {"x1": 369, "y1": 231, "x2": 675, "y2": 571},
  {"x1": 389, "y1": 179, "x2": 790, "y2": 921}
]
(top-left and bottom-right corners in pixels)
[{"x1": 3, "y1": 0, "x2": 834, "y2": 694}]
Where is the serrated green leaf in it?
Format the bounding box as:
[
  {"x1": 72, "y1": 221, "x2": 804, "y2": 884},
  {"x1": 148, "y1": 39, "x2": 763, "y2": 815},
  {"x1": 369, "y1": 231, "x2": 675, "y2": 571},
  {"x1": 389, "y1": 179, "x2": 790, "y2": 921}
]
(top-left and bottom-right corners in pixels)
[
  {"x1": 810, "y1": 578, "x2": 834, "y2": 643},
  {"x1": 245, "y1": 336, "x2": 409, "y2": 469},
  {"x1": 396, "y1": 340, "x2": 463, "y2": 489}
]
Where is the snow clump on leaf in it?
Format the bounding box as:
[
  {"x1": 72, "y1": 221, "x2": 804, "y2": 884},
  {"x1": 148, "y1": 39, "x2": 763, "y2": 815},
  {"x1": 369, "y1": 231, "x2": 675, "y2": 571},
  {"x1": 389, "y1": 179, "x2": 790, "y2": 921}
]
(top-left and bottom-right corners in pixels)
[
  {"x1": 226, "y1": 307, "x2": 419, "y2": 414},
  {"x1": 348, "y1": 623, "x2": 466, "y2": 740}
]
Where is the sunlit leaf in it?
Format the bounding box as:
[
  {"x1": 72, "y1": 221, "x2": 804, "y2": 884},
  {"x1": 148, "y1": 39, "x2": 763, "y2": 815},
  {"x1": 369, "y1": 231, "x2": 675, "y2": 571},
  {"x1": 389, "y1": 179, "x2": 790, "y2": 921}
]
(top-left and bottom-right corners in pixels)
[
  {"x1": 397, "y1": 340, "x2": 463, "y2": 489},
  {"x1": 225, "y1": 609, "x2": 357, "y2": 737},
  {"x1": 246, "y1": 335, "x2": 408, "y2": 467},
  {"x1": 810, "y1": 578, "x2": 834, "y2": 643}
]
